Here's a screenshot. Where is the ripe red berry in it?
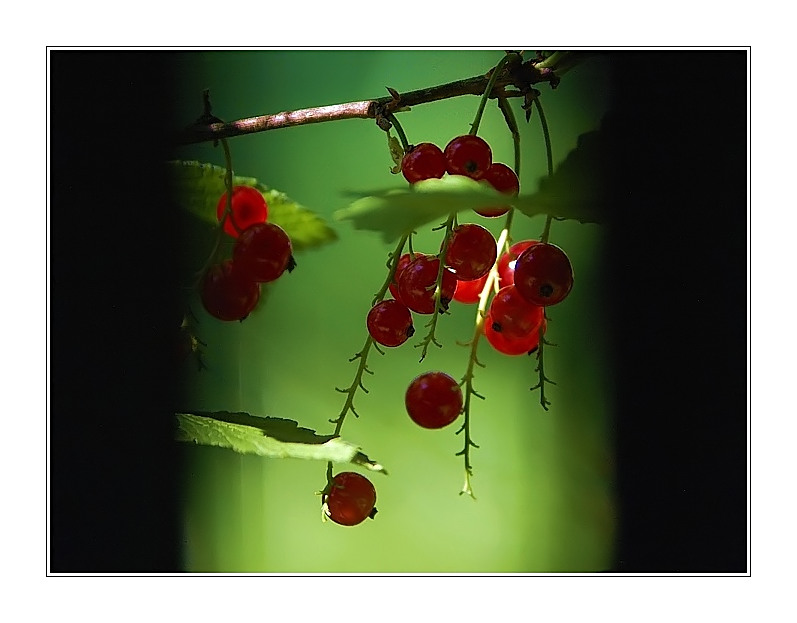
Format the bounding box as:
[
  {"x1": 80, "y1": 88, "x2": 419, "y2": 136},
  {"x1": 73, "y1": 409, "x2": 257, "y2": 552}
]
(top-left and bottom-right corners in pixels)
[
  {"x1": 488, "y1": 285, "x2": 545, "y2": 340},
  {"x1": 200, "y1": 260, "x2": 261, "y2": 321},
  {"x1": 497, "y1": 240, "x2": 538, "y2": 288},
  {"x1": 405, "y1": 371, "x2": 463, "y2": 429},
  {"x1": 483, "y1": 313, "x2": 546, "y2": 356},
  {"x1": 397, "y1": 255, "x2": 457, "y2": 315},
  {"x1": 389, "y1": 252, "x2": 420, "y2": 303},
  {"x1": 401, "y1": 142, "x2": 447, "y2": 184},
  {"x1": 366, "y1": 299, "x2": 415, "y2": 347},
  {"x1": 216, "y1": 186, "x2": 268, "y2": 238},
  {"x1": 444, "y1": 135, "x2": 492, "y2": 179},
  {"x1": 514, "y1": 242, "x2": 574, "y2": 306},
  {"x1": 444, "y1": 223, "x2": 497, "y2": 281},
  {"x1": 232, "y1": 222, "x2": 294, "y2": 283},
  {"x1": 325, "y1": 472, "x2": 377, "y2": 526},
  {"x1": 478, "y1": 162, "x2": 519, "y2": 218},
  {"x1": 453, "y1": 274, "x2": 489, "y2": 304}
]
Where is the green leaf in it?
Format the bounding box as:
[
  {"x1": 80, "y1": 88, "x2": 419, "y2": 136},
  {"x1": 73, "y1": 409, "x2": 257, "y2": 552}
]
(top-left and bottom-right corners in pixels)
[
  {"x1": 334, "y1": 176, "x2": 510, "y2": 242},
  {"x1": 514, "y1": 126, "x2": 611, "y2": 226},
  {"x1": 175, "y1": 411, "x2": 387, "y2": 473},
  {"x1": 334, "y1": 126, "x2": 611, "y2": 242},
  {"x1": 167, "y1": 160, "x2": 337, "y2": 252}
]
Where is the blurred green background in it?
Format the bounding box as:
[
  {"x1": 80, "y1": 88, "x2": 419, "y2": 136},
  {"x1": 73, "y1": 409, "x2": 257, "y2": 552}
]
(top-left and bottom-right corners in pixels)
[{"x1": 172, "y1": 50, "x2": 614, "y2": 573}]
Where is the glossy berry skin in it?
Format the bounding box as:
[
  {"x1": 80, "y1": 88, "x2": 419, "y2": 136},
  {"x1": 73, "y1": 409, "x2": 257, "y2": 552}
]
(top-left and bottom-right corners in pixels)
[
  {"x1": 401, "y1": 143, "x2": 447, "y2": 184},
  {"x1": 325, "y1": 472, "x2": 377, "y2": 527},
  {"x1": 514, "y1": 242, "x2": 574, "y2": 307},
  {"x1": 484, "y1": 313, "x2": 546, "y2": 356},
  {"x1": 444, "y1": 135, "x2": 492, "y2": 180},
  {"x1": 444, "y1": 223, "x2": 497, "y2": 281},
  {"x1": 405, "y1": 371, "x2": 463, "y2": 429},
  {"x1": 389, "y1": 252, "x2": 420, "y2": 303},
  {"x1": 367, "y1": 299, "x2": 415, "y2": 347},
  {"x1": 200, "y1": 260, "x2": 260, "y2": 321},
  {"x1": 497, "y1": 240, "x2": 538, "y2": 288},
  {"x1": 478, "y1": 162, "x2": 520, "y2": 217},
  {"x1": 397, "y1": 255, "x2": 457, "y2": 315},
  {"x1": 216, "y1": 186, "x2": 268, "y2": 238},
  {"x1": 488, "y1": 285, "x2": 545, "y2": 340},
  {"x1": 233, "y1": 223, "x2": 294, "y2": 283},
  {"x1": 453, "y1": 274, "x2": 488, "y2": 304}
]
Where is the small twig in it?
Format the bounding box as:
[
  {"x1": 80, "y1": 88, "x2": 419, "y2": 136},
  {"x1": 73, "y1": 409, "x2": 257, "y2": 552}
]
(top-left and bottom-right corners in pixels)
[{"x1": 178, "y1": 55, "x2": 566, "y2": 145}]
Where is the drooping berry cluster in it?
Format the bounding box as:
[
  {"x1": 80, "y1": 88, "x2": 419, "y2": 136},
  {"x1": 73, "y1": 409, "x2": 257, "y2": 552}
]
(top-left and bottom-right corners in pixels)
[
  {"x1": 201, "y1": 186, "x2": 295, "y2": 321},
  {"x1": 400, "y1": 135, "x2": 519, "y2": 218},
  {"x1": 454, "y1": 238, "x2": 574, "y2": 356},
  {"x1": 334, "y1": 123, "x2": 576, "y2": 519},
  {"x1": 365, "y1": 222, "x2": 499, "y2": 349}
]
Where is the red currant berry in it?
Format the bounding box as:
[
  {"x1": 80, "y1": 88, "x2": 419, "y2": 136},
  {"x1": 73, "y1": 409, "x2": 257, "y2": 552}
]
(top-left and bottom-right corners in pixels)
[
  {"x1": 444, "y1": 135, "x2": 492, "y2": 180},
  {"x1": 232, "y1": 223, "x2": 294, "y2": 283},
  {"x1": 483, "y1": 312, "x2": 546, "y2": 356},
  {"x1": 514, "y1": 242, "x2": 574, "y2": 306},
  {"x1": 216, "y1": 186, "x2": 268, "y2": 238},
  {"x1": 200, "y1": 260, "x2": 260, "y2": 322},
  {"x1": 366, "y1": 299, "x2": 415, "y2": 347},
  {"x1": 497, "y1": 240, "x2": 538, "y2": 288},
  {"x1": 477, "y1": 162, "x2": 519, "y2": 217},
  {"x1": 488, "y1": 285, "x2": 545, "y2": 340},
  {"x1": 325, "y1": 472, "x2": 377, "y2": 526},
  {"x1": 401, "y1": 143, "x2": 447, "y2": 184},
  {"x1": 389, "y1": 252, "x2": 420, "y2": 303},
  {"x1": 397, "y1": 255, "x2": 457, "y2": 315},
  {"x1": 405, "y1": 371, "x2": 463, "y2": 429},
  {"x1": 453, "y1": 274, "x2": 488, "y2": 304},
  {"x1": 444, "y1": 223, "x2": 497, "y2": 281}
]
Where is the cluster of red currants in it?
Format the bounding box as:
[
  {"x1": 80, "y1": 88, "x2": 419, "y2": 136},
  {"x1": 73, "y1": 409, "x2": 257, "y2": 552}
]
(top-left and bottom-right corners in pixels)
[
  {"x1": 326, "y1": 136, "x2": 575, "y2": 527},
  {"x1": 200, "y1": 186, "x2": 295, "y2": 322},
  {"x1": 401, "y1": 134, "x2": 519, "y2": 217}
]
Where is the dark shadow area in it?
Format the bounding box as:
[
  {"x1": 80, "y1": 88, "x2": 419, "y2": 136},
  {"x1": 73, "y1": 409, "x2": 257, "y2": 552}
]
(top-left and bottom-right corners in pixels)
[
  {"x1": 49, "y1": 51, "x2": 182, "y2": 572},
  {"x1": 605, "y1": 51, "x2": 748, "y2": 572}
]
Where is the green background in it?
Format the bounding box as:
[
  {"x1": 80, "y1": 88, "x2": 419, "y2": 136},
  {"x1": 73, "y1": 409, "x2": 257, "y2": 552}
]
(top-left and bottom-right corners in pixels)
[{"x1": 172, "y1": 50, "x2": 614, "y2": 573}]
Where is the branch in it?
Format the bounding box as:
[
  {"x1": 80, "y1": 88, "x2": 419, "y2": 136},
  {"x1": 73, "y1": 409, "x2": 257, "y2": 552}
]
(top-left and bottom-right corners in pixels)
[{"x1": 178, "y1": 54, "x2": 567, "y2": 145}]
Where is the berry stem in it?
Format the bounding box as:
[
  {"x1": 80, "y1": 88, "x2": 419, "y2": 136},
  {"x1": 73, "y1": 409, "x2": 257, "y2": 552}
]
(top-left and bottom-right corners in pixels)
[
  {"x1": 385, "y1": 111, "x2": 410, "y2": 153},
  {"x1": 497, "y1": 95, "x2": 521, "y2": 176},
  {"x1": 469, "y1": 53, "x2": 514, "y2": 137},
  {"x1": 530, "y1": 330, "x2": 555, "y2": 411},
  {"x1": 531, "y1": 95, "x2": 556, "y2": 408},
  {"x1": 534, "y1": 97, "x2": 554, "y2": 243},
  {"x1": 374, "y1": 233, "x2": 410, "y2": 305},
  {"x1": 416, "y1": 214, "x2": 456, "y2": 362},
  {"x1": 324, "y1": 233, "x2": 409, "y2": 490},
  {"x1": 192, "y1": 137, "x2": 235, "y2": 287},
  {"x1": 332, "y1": 335, "x2": 375, "y2": 430},
  {"x1": 456, "y1": 226, "x2": 510, "y2": 498},
  {"x1": 333, "y1": 234, "x2": 409, "y2": 428}
]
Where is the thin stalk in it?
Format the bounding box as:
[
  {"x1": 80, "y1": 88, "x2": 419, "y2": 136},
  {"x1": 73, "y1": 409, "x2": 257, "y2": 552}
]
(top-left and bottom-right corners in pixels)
[
  {"x1": 497, "y1": 96, "x2": 521, "y2": 176},
  {"x1": 192, "y1": 138, "x2": 234, "y2": 286},
  {"x1": 386, "y1": 112, "x2": 410, "y2": 152},
  {"x1": 534, "y1": 97, "x2": 555, "y2": 243},
  {"x1": 469, "y1": 54, "x2": 512, "y2": 136},
  {"x1": 531, "y1": 96, "x2": 556, "y2": 408},
  {"x1": 325, "y1": 234, "x2": 409, "y2": 485},
  {"x1": 416, "y1": 214, "x2": 456, "y2": 362},
  {"x1": 456, "y1": 227, "x2": 509, "y2": 497}
]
